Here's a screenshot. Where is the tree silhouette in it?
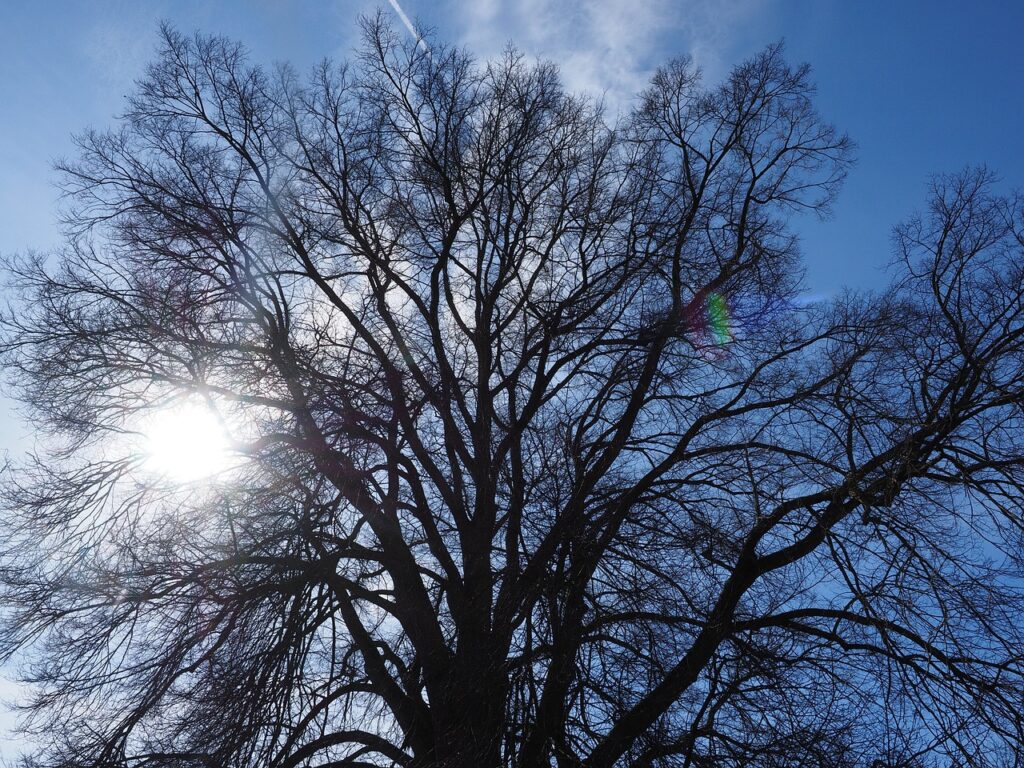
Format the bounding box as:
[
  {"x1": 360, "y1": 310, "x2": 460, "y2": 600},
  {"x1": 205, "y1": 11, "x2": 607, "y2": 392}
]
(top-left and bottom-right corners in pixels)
[{"x1": 2, "y1": 17, "x2": 1024, "y2": 768}]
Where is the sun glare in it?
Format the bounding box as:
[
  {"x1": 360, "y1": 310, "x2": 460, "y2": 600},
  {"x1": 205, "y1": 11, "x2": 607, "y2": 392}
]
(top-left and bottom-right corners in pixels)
[{"x1": 143, "y1": 402, "x2": 232, "y2": 483}]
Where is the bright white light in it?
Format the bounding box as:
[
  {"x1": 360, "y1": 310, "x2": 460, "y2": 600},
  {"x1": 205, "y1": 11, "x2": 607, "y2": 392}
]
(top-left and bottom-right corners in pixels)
[{"x1": 142, "y1": 402, "x2": 232, "y2": 483}]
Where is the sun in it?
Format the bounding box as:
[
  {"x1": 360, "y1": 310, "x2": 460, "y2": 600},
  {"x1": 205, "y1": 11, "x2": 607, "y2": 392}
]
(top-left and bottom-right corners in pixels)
[{"x1": 142, "y1": 401, "x2": 232, "y2": 482}]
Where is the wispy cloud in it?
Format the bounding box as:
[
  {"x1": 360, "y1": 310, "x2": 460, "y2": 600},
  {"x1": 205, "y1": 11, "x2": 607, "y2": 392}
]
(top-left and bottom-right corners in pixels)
[{"x1": 443, "y1": 0, "x2": 770, "y2": 113}]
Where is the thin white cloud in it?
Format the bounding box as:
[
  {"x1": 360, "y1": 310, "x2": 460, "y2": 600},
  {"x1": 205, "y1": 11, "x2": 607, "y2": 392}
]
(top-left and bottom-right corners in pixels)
[{"x1": 446, "y1": 0, "x2": 770, "y2": 114}]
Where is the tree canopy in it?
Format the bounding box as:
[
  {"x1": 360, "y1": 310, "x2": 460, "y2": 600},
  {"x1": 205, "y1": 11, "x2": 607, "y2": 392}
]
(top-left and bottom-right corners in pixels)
[{"x1": 2, "y1": 18, "x2": 1024, "y2": 768}]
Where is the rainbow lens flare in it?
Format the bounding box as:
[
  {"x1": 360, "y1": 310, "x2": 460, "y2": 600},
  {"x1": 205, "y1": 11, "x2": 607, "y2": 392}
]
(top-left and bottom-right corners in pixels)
[
  {"x1": 706, "y1": 292, "x2": 732, "y2": 345},
  {"x1": 682, "y1": 289, "x2": 733, "y2": 348}
]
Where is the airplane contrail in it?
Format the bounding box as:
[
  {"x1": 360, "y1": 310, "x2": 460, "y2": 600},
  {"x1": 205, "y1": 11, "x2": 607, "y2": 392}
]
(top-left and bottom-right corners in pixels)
[{"x1": 387, "y1": 0, "x2": 430, "y2": 55}]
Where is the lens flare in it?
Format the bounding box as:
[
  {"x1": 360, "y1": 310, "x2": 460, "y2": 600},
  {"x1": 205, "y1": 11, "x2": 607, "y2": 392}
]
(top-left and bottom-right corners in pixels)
[
  {"x1": 667, "y1": 288, "x2": 826, "y2": 353},
  {"x1": 682, "y1": 289, "x2": 733, "y2": 348},
  {"x1": 707, "y1": 292, "x2": 732, "y2": 345}
]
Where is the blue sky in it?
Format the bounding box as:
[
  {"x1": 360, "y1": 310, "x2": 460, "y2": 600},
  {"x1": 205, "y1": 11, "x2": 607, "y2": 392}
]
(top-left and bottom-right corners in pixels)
[{"x1": 0, "y1": 0, "x2": 1022, "y2": 753}]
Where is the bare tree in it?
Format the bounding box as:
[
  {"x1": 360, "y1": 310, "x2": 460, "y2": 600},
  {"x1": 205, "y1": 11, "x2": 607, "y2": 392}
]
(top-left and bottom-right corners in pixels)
[{"x1": 2, "y1": 18, "x2": 1024, "y2": 768}]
